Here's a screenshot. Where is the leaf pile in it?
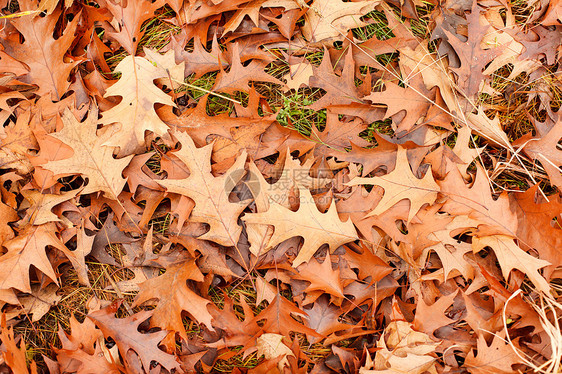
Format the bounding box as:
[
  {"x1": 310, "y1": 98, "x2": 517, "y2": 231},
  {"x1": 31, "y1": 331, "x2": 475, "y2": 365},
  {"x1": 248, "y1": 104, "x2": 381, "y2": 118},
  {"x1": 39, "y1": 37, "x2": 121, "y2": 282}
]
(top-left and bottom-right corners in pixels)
[{"x1": 0, "y1": 0, "x2": 561, "y2": 372}]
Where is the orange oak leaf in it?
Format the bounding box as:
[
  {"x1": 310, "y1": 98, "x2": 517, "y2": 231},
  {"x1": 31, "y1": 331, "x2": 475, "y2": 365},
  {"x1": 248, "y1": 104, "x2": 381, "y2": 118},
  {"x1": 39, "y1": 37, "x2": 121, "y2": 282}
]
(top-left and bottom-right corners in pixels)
[
  {"x1": 98, "y1": 0, "x2": 165, "y2": 55},
  {"x1": 133, "y1": 260, "x2": 214, "y2": 337},
  {"x1": 308, "y1": 49, "x2": 362, "y2": 111},
  {"x1": 515, "y1": 119, "x2": 562, "y2": 190},
  {"x1": 256, "y1": 294, "x2": 323, "y2": 339},
  {"x1": 88, "y1": 303, "x2": 181, "y2": 373},
  {"x1": 0, "y1": 320, "x2": 38, "y2": 374},
  {"x1": 464, "y1": 332, "x2": 524, "y2": 374},
  {"x1": 2, "y1": 8, "x2": 80, "y2": 100},
  {"x1": 213, "y1": 44, "x2": 284, "y2": 94}
]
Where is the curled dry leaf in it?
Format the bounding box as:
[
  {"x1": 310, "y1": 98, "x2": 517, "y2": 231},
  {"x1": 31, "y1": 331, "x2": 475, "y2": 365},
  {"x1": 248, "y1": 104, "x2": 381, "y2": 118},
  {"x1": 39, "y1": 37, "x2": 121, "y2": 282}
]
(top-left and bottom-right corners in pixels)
[{"x1": 360, "y1": 320, "x2": 440, "y2": 374}]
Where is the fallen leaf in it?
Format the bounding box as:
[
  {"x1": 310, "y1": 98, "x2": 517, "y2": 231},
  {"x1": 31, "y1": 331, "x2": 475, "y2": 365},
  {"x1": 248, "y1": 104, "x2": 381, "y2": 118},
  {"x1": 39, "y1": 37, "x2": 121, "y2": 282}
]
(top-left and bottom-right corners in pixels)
[
  {"x1": 242, "y1": 184, "x2": 358, "y2": 267},
  {"x1": 157, "y1": 131, "x2": 249, "y2": 247},
  {"x1": 88, "y1": 303, "x2": 181, "y2": 372},
  {"x1": 347, "y1": 147, "x2": 439, "y2": 222},
  {"x1": 98, "y1": 55, "x2": 176, "y2": 156},
  {"x1": 256, "y1": 333, "x2": 294, "y2": 370},
  {"x1": 133, "y1": 260, "x2": 214, "y2": 337},
  {"x1": 44, "y1": 108, "x2": 133, "y2": 199}
]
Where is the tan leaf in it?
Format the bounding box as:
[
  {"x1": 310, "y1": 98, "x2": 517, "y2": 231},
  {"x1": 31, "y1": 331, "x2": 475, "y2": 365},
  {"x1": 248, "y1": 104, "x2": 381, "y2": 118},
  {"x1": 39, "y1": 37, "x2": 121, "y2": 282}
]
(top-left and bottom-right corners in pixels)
[
  {"x1": 398, "y1": 44, "x2": 459, "y2": 116},
  {"x1": 156, "y1": 131, "x2": 248, "y2": 247},
  {"x1": 44, "y1": 109, "x2": 133, "y2": 199},
  {"x1": 256, "y1": 333, "x2": 294, "y2": 370},
  {"x1": 283, "y1": 61, "x2": 313, "y2": 92},
  {"x1": 21, "y1": 188, "x2": 79, "y2": 225},
  {"x1": 0, "y1": 223, "x2": 65, "y2": 293},
  {"x1": 302, "y1": 0, "x2": 380, "y2": 43},
  {"x1": 347, "y1": 147, "x2": 439, "y2": 222},
  {"x1": 360, "y1": 320, "x2": 439, "y2": 374},
  {"x1": 143, "y1": 47, "x2": 185, "y2": 89},
  {"x1": 99, "y1": 55, "x2": 175, "y2": 156},
  {"x1": 467, "y1": 107, "x2": 511, "y2": 149},
  {"x1": 17, "y1": 284, "x2": 61, "y2": 322},
  {"x1": 242, "y1": 184, "x2": 358, "y2": 267},
  {"x1": 472, "y1": 235, "x2": 551, "y2": 293}
]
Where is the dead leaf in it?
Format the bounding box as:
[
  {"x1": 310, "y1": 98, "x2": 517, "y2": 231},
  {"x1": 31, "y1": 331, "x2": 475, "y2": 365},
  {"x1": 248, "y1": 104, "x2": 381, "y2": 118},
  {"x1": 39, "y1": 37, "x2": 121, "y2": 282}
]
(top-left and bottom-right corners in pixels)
[
  {"x1": 347, "y1": 147, "x2": 439, "y2": 222},
  {"x1": 242, "y1": 184, "x2": 358, "y2": 267},
  {"x1": 44, "y1": 108, "x2": 133, "y2": 199},
  {"x1": 98, "y1": 55, "x2": 176, "y2": 156}
]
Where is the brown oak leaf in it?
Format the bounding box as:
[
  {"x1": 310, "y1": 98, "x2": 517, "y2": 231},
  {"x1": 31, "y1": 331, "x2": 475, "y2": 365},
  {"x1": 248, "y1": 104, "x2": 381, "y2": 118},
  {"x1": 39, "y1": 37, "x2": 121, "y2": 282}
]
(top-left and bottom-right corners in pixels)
[{"x1": 156, "y1": 131, "x2": 249, "y2": 247}]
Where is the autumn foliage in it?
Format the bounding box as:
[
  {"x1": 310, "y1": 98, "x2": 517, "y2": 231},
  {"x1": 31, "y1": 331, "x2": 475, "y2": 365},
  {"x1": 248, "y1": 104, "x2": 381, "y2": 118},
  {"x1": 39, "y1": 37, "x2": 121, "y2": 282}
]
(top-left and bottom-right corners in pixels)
[{"x1": 0, "y1": 0, "x2": 561, "y2": 372}]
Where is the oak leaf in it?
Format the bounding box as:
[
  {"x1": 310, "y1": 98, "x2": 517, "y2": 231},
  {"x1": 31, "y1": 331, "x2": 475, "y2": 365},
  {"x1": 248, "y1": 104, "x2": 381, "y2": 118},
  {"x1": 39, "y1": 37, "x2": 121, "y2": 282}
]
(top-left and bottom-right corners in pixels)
[
  {"x1": 304, "y1": 296, "x2": 351, "y2": 343},
  {"x1": 88, "y1": 303, "x2": 181, "y2": 372},
  {"x1": 143, "y1": 47, "x2": 185, "y2": 89},
  {"x1": 156, "y1": 131, "x2": 249, "y2": 247},
  {"x1": 342, "y1": 243, "x2": 393, "y2": 284},
  {"x1": 174, "y1": 35, "x2": 228, "y2": 79},
  {"x1": 283, "y1": 60, "x2": 314, "y2": 92},
  {"x1": 99, "y1": 55, "x2": 176, "y2": 155},
  {"x1": 399, "y1": 43, "x2": 459, "y2": 116},
  {"x1": 291, "y1": 252, "x2": 345, "y2": 303},
  {"x1": 98, "y1": 0, "x2": 165, "y2": 55},
  {"x1": 472, "y1": 235, "x2": 551, "y2": 293},
  {"x1": 464, "y1": 332, "x2": 524, "y2": 374},
  {"x1": 512, "y1": 185, "x2": 562, "y2": 278},
  {"x1": 0, "y1": 322, "x2": 38, "y2": 374},
  {"x1": 335, "y1": 133, "x2": 398, "y2": 175},
  {"x1": 347, "y1": 147, "x2": 439, "y2": 222},
  {"x1": 213, "y1": 44, "x2": 284, "y2": 94},
  {"x1": 360, "y1": 320, "x2": 439, "y2": 374},
  {"x1": 467, "y1": 107, "x2": 511, "y2": 149},
  {"x1": 242, "y1": 184, "x2": 358, "y2": 267},
  {"x1": 13, "y1": 285, "x2": 59, "y2": 322},
  {"x1": 514, "y1": 119, "x2": 562, "y2": 190},
  {"x1": 542, "y1": 0, "x2": 561, "y2": 25},
  {"x1": 443, "y1": 4, "x2": 503, "y2": 100},
  {"x1": 0, "y1": 223, "x2": 65, "y2": 293},
  {"x1": 308, "y1": 49, "x2": 362, "y2": 110},
  {"x1": 418, "y1": 216, "x2": 476, "y2": 281},
  {"x1": 256, "y1": 333, "x2": 294, "y2": 370},
  {"x1": 2, "y1": 9, "x2": 80, "y2": 100},
  {"x1": 43, "y1": 109, "x2": 133, "y2": 199},
  {"x1": 438, "y1": 164, "x2": 518, "y2": 236},
  {"x1": 208, "y1": 295, "x2": 261, "y2": 350},
  {"x1": 21, "y1": 189, "x2": 79, "y2": 226},
  {"x1": 302, "y1": 0, "x2": 380, "y2": 43},
  {"x1": 133, "y1": 260, "x2": 214, "y2": 337},
  {"x1": 257, "y1": 294, "x2": 323, "y2": 338},
  {"x1": 363, "y1": 79, "x2": 432, "y2": 135}
]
